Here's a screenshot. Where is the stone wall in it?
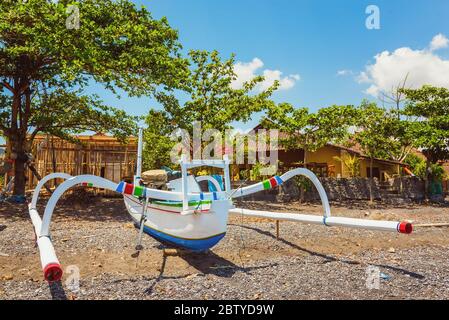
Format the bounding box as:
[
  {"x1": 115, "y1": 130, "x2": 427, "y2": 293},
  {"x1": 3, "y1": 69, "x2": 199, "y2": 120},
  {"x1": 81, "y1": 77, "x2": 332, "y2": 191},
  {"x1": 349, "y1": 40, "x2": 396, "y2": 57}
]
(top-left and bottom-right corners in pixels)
[
  {"x1": 235, "y1": 176, "x2": 425, "y2": 203},
  {"x1": 390, "y1": 177, "x2": 426, "y2": 201}
]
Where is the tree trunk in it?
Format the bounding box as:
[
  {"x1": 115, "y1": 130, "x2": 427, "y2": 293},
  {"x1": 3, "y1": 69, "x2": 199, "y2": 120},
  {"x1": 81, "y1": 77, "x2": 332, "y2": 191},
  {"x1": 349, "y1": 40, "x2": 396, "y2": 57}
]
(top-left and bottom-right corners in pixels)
[
  {"x1": 299, "y1": 150, "x2": 308, "y2": 203},
  {"x1": 10, "y1": 133, "x2": 29, "y2": 196},
  {"x1": 8, "y1": 82, "x2": 32, "y2": 196},
  {"x1": 424, "y1": 158, "x2": 430, "y2": 201},
  {"x1": 369, "y1": 157, "x2": 374, "y2": 203}
]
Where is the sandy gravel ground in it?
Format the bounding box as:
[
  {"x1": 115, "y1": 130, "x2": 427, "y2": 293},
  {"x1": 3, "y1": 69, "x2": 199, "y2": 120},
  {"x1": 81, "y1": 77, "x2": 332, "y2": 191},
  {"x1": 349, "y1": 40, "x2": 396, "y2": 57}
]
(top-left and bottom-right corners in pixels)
[{"x1": 1, "y1": 196, "x2": 449, "y2": 300}]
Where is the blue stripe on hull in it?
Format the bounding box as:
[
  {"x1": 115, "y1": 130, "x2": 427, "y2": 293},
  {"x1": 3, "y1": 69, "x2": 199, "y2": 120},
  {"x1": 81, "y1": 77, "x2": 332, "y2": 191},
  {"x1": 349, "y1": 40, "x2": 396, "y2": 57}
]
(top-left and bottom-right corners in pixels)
[{"x1": 142, "y1": 225, "x2": 226, "y2": 252}]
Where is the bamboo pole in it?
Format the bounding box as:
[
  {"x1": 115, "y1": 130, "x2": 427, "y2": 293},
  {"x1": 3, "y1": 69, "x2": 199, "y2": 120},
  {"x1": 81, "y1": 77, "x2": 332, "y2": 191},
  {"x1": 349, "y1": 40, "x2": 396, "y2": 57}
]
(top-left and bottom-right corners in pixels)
[{"x1": 414, "y1": 223, "x2": 449, "y2": 228}]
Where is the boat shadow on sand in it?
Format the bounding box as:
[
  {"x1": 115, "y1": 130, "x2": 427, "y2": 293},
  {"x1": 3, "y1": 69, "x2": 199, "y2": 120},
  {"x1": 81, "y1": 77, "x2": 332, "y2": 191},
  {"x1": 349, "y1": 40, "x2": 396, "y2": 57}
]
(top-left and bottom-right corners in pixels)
[
  {"x1": 47, "y1": 281, "x2": 68, "y2": 300},
  {"x1": 229, "y1": 223, "x2": 425, "y2": 280},
  {"x1": 144, "y1": 243, "x2": 279, "y2": 295}
]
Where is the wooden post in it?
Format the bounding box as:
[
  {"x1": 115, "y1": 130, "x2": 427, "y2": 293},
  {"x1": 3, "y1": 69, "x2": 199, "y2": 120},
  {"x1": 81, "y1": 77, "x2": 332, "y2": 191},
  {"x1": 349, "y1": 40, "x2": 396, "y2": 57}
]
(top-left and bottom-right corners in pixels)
[
  {"x1": 276, "y1": 220, "x2": 280, "y2": 239},
  {"x1": 124, "y1": 145, "x2": 128, "y2": 178},
  {"x1": 51, "y1": 136, "x2": 58, "y2": 188}
]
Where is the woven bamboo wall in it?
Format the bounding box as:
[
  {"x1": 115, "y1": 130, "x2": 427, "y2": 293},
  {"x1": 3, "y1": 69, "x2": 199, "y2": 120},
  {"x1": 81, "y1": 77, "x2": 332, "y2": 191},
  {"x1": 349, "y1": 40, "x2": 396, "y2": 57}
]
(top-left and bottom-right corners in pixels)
[{"x1": 27, "y1": 134, "x2": 137, "y2": 193}]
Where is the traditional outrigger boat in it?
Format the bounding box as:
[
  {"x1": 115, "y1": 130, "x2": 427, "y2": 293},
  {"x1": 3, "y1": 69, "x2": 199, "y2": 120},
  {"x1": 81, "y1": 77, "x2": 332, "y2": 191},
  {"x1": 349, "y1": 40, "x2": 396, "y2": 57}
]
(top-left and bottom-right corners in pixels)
[{"x1": 28, "y1": 129, "x2": 413, "y2": 282}]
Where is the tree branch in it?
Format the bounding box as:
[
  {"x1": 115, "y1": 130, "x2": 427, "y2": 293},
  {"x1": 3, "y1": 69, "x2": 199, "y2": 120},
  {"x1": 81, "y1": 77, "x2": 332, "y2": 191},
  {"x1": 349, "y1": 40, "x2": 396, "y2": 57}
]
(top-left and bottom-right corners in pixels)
[{"x1": 1, "y1": 81, "x2": 14, "y2": 92}]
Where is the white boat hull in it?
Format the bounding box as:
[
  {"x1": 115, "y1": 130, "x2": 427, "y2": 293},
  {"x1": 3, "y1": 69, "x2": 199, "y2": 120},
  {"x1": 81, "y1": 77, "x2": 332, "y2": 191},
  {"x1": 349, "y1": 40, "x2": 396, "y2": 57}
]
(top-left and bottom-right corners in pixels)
[{"x1": 123, "y1": 195, "x2": 231, "y2": 251}]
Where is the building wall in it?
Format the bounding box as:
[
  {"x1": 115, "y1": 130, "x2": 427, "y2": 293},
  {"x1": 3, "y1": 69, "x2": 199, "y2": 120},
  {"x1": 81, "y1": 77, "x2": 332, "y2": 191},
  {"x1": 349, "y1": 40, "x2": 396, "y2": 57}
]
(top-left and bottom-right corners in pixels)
[
  {"x1": 305, "y1": 146, "x2": 343, "y2": 177},
  {"x1": 359, "y1": 158, "x2": 400, "y2": 179},
  {"x1": 26, "y1": 135, "x2": 137, "y2": 189},
  {"x1": 281, "y1": 145, "x2": 402, "y2": 180}
]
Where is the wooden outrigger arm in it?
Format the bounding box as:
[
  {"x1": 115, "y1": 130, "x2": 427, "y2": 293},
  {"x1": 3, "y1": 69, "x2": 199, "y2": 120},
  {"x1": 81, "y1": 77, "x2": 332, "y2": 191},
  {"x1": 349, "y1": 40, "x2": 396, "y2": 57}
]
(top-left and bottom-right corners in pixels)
[{"x1": 229, "y1": 168, "x2": 412, "y2": 234}]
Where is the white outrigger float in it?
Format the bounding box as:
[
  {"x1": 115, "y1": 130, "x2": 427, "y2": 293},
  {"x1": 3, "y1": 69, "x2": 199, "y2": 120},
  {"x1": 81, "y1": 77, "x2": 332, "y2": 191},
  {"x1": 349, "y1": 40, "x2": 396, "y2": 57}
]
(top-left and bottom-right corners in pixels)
[{"x1": 28, "y1": 129, "x2": 413, "y2": 282}]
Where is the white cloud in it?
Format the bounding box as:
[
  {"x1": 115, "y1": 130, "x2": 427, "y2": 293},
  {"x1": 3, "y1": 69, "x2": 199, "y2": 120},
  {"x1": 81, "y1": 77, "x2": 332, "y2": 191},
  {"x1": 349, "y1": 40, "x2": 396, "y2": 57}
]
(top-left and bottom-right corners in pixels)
[
  {"x1": 231, "y1": 58, "x2": 300, "y2": 92},
  {"x1": 337, "y1": 69, "x2": 354, "y2": 76},
  {"x1": 259, "y1": 69, "x2": 300, "y2": 91},
  {"x1": 358, "y1": 34, "x2": 449, "y2": 96},
  {"x1": 231, "y1": 58, "x2": 264, "y2": 89},
  {"x1": 429, "y1": 33, "x2": 449, "y2": 51}
]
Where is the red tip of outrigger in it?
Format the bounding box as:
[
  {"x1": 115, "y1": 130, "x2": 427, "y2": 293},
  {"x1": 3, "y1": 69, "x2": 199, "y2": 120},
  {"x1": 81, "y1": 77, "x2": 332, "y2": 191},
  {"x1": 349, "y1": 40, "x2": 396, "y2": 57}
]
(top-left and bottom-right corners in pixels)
[
  {"x1": 398, "y1": 222, "x2": 413, "y2": 234},
  {"x1": 43, "y1": 263, "x2": 63, "y2": 282}
]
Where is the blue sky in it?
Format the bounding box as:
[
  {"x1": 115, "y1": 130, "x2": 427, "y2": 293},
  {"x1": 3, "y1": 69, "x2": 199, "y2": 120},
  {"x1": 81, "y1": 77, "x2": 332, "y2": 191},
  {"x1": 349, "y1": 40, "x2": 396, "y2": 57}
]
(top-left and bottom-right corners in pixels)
[{"x1": 88, "y1": 0, "x2": 449, "y2": 130}]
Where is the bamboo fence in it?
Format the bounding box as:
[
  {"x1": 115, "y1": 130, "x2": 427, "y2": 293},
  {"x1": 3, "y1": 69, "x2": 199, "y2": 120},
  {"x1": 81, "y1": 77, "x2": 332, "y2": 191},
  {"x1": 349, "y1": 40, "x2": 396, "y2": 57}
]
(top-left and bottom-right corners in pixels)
[{"x1": 27, "y1": 134, "x2": 137, "y2": 195}]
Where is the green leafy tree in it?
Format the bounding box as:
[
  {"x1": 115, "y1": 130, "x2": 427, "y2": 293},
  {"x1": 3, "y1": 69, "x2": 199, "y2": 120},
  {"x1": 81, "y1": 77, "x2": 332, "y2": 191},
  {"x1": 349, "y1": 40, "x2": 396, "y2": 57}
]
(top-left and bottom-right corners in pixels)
[
  {"x1": 378, "y1": 75, "x2": 416, "y2": 162},
  {"x1": 142, "y1": 110, "x2": 176, "y2": 169},
  {"x1": 144, "y1": 49, "x2": 277, "y2": 167},
  {"x1": 263, "y1": 103, "x2": 358, "y2": 165},
  {"x1": 403, "y1": 153, "x2": 446, "y2": 182},
  {"x1": 400, "y1": 85, "x2": 449, "y2": 196},
  {"x1": 262, "y1": 103, "x2": 358, "y2": 202},
  {"x1": 0, "y1": 0, "x2": 187, "y2": 195},
  {"x1": 28, "y1": 89, "x2": 138, "y2": 142},
  {"x1": 353, "y1": 101, "x2": 397, "y2": 202},
  {"x1": 384, "y1": 115, "x2": 417, "y2": 162}
]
